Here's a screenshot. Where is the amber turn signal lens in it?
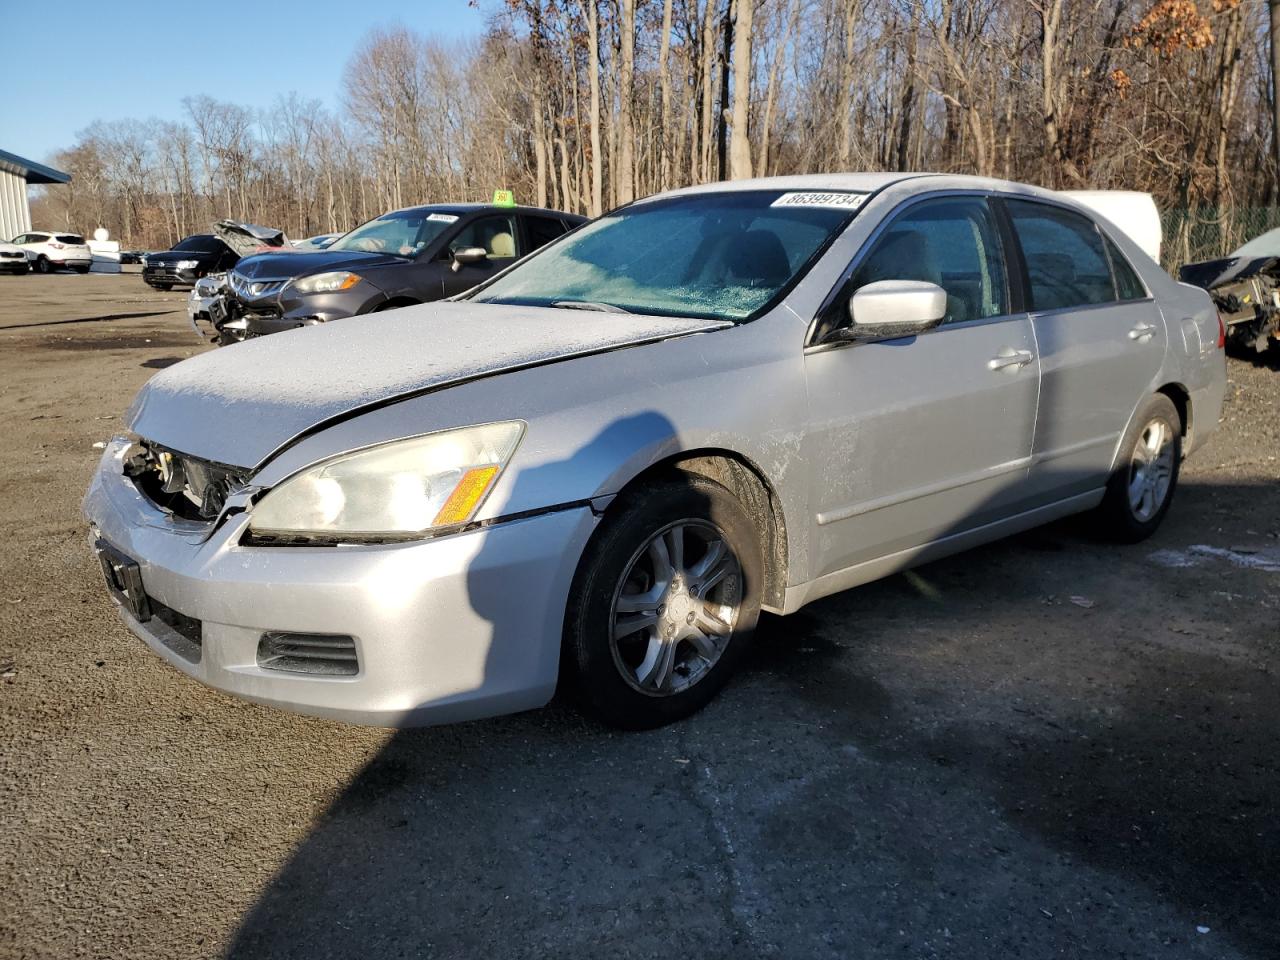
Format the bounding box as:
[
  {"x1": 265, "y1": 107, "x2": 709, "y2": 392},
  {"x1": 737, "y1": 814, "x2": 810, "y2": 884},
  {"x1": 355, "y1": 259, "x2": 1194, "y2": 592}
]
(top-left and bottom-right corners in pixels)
[{"x1": 433, "y1": 465, "x2": 501, "y2": 526}]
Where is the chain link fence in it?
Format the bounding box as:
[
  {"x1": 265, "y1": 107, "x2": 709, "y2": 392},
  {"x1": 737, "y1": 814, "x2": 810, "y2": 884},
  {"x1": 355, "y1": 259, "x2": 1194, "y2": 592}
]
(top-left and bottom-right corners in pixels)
[{"x1": 1161, "y1": 206, "x2": 1280, "y2": 270}]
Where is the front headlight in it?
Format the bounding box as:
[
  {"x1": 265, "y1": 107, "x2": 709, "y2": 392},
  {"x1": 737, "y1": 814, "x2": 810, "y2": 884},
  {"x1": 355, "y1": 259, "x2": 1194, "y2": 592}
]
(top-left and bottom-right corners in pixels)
[
  {"x1": 176, "y1": 259, "x2": 199, "y2": 269},
  {"x1": 290, "y1": 271, "x2": 362, "y2": 295},
  {"x1": 247, "y1": 421, "x2": 525, "y2": 540}
]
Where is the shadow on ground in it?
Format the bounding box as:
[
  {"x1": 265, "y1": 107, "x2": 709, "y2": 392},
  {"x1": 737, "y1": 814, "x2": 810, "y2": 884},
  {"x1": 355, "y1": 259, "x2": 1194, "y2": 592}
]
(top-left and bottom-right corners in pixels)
[{"x1": 222, "y1": 482, "x2": 1277, "y2": 959}]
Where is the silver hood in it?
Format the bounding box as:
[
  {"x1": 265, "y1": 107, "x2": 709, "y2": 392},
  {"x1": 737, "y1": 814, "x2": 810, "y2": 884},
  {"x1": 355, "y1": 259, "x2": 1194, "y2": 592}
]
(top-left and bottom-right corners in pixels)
[{"x1": 127, "y1": 302, "x2": 729, "y2": 468}]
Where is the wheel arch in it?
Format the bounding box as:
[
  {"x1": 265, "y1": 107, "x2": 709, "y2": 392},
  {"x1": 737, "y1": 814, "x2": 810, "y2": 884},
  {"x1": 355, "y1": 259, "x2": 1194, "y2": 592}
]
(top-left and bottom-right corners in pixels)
[
  {"x1": 605, "y1": 448, "x2": 789, "y2": 613},
  {"x1": 1156, "y1": 381, "x2": 1192, "y2": 447}
]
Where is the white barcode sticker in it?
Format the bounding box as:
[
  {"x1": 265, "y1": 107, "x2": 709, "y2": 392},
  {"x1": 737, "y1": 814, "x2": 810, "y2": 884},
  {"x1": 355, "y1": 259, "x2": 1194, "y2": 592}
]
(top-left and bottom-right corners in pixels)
[
  {"x1": 427, "y1": 213, "x2": 459, "y2": 223},
  {"x1": 770, "y1": 191, "x2": 868, "y2": 210}
]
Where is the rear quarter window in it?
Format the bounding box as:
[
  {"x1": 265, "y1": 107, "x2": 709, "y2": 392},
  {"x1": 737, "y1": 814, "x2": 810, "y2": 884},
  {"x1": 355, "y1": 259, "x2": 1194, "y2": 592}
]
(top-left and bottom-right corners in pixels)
[
  {"x1": 1102, "y1": 233, "x2": 1147, "y2": 300},
  {"x1": 525, "y1": 216, "x2": 569, "y2": 252},
  {"x1": 56, "y1": 234, "x2": 85, "y2": 244}
]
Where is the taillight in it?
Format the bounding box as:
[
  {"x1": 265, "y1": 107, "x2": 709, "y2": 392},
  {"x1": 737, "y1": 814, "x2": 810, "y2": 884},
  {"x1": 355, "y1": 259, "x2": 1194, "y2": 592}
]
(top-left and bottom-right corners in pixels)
[
  {"x1": 48, "y1": 241, "x2": 65, "y2": 249},
  {"x1": 1216, "y1": 313, "x2": 1226, "y2": 349}
]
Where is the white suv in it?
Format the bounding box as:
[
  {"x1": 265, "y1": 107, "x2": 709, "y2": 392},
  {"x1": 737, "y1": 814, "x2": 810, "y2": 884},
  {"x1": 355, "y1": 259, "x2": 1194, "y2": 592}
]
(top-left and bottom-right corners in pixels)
[{"x1": 11, "y1": 231, "x2": 92, "y2": 273}]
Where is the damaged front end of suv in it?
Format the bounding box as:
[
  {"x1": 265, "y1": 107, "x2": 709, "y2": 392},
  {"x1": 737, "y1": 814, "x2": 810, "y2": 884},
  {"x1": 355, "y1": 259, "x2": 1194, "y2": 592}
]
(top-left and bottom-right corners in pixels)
[{"x1": 1180, "y1": 253, "x2": 1280, "y2": 355}]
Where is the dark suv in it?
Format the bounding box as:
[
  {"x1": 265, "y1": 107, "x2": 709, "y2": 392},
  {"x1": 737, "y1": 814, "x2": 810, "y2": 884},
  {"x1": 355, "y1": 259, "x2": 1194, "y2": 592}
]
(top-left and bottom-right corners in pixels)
[
  {"x1": 143, "y1": 234, "x2": 240, "y2": 290},
  {"x1": 217, "y1": 203, "x2": 585, "y2": 340}
]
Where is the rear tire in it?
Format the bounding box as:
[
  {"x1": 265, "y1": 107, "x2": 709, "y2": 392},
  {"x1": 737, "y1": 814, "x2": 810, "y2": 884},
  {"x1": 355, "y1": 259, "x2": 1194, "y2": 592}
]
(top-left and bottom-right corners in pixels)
[
  {"x1": 74, "y1": 265, "x2": 90, "y2": 274},
  {"x1": 34, "y1": 256, "x2": 50, "y2": 274},
  {"x1": 563, "y1": 476, "x2": 763, "y2": 729},
  {"x1": 1095, "y1": 393, "x2": 1182, "y2": 542},
  {"x1": 151, "y1": 282, "x2": 172, "y2": 291}
]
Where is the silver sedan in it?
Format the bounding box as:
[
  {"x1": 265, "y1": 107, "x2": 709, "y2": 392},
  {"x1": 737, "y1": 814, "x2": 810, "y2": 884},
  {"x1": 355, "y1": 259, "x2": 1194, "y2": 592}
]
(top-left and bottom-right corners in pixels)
[{"x1": 84, "y1": 174, "x2": 1227, "y2": 729}]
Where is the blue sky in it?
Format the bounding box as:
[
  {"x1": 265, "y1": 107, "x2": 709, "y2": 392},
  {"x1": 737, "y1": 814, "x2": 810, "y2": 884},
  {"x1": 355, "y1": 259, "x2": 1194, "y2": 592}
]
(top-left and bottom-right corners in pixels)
[{"x1": 1, "y1": 0, "x2": 487, "y2": 166}]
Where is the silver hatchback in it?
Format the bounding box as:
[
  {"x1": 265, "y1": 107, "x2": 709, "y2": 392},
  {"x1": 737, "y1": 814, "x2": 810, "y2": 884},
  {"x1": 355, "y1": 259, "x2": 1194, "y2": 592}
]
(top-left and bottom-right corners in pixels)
[{"x1": 84, "y1": 174, "x2": 1227, "y2": 729}]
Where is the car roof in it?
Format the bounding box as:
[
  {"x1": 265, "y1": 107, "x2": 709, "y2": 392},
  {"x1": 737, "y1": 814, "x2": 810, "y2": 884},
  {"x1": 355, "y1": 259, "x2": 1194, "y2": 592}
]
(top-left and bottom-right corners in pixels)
[
  {"x1": 385, "y1": 203, "x2": 587, "y2": 220},
  {"x1": 647, "y1": 172, "x2": 1071, "y2": 206}
]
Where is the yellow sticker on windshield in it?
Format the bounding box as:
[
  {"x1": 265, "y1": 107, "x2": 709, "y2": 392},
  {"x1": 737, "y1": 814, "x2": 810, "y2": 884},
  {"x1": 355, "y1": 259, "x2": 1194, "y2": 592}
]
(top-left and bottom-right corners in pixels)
[{"x1": 770, "y1": 192, "x2": 867, "y2": 210}]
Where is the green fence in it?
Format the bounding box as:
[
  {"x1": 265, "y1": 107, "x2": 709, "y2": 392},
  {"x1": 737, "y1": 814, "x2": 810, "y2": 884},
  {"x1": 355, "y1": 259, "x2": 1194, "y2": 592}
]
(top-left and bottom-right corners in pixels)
[{"x1": 1161, "y1": 206, "x2": 1280, "y2": 270}]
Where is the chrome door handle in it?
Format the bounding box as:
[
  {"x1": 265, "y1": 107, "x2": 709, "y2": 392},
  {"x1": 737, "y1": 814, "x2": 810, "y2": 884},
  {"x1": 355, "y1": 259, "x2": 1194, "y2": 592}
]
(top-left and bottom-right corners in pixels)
[
  {"x1": 1128, "y1": 323, "x2": 1157, "y2": 341},
  {"x1": 988, "y1": 348, "x2": 1034, "y2": 371}
]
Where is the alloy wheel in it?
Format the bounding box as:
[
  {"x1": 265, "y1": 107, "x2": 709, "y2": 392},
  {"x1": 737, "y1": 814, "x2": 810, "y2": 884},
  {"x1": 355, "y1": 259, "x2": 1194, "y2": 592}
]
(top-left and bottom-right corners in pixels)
[
  {"x1": 1127, "y1": 417, "x2": 1175, "y2": 522},
  {"x1": 609, "y1": 520, "x2": 742, "y2": 697}
]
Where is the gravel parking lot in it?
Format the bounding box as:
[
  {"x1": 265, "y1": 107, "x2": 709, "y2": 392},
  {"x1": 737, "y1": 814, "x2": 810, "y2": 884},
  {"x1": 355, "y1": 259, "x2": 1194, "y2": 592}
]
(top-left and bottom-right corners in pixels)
[{"x1": 0, "y1": 273, "x2": 1276, "y2": 960}]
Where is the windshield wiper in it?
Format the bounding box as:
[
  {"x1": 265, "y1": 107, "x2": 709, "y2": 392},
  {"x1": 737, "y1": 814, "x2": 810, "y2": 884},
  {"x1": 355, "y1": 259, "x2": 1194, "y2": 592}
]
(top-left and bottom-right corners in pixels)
[{"x1": 549, "y1": 299, "x2": 631, "y2": 314}]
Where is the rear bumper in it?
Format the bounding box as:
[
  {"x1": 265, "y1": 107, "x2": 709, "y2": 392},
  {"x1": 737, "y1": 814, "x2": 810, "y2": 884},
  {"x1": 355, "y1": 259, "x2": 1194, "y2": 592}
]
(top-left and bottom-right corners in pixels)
[{"x1": 82, "y1": 438, "x2": 597, "y2": 726}]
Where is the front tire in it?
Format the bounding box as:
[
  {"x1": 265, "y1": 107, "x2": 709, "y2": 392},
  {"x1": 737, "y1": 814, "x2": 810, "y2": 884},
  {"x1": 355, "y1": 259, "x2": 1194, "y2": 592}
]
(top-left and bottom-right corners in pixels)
[
  {"x1": 563, "y1": 476, "x2": 763, "y2": 729},
  {"x1": 1096, "y1": 393, "x2": 1182, "y2": 542}
]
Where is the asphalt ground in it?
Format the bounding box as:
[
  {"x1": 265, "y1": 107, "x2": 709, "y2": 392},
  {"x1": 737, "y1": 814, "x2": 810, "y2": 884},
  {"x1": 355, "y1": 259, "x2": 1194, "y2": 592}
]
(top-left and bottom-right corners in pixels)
[{"x1": 1, "y1": 273, "x2": 1277, "y2": 959}]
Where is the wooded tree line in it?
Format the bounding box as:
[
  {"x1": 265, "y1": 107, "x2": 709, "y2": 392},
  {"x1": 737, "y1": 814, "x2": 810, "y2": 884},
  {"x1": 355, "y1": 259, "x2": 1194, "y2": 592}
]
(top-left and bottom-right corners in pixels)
[{"x1": 30, "y1": 0, "x2": 1280, "y2": 263}]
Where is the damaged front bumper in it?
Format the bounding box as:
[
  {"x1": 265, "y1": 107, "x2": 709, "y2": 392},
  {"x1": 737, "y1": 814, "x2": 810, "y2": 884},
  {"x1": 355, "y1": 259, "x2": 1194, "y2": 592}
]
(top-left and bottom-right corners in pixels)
[{"x1": 82, "y1": 437, "x2": 596, "y2": 726}]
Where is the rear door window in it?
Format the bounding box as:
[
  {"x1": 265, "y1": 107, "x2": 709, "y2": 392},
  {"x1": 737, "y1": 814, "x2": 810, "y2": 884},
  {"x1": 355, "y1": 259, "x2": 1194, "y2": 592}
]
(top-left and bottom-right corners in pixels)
[
  {"x1": 1006, "y1": 200, "x2": 1117, "y2": 310},
  {"x1": 524, "y1": 215, "x2": 569, "y2": 252}
]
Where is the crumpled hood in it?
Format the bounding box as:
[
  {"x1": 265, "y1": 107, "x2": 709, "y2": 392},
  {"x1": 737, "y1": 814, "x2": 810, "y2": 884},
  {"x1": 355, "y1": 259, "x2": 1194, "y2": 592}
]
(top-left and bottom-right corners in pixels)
[
  {"x1": 1179, "y1": 254, "x2": 1280, "y2": 291},
  {"x1": 127, "y1": 302, "x2": 729, "y2": 469},
  {"x1": 213, "y1": 219, "x2": 292, "y2": 258}
]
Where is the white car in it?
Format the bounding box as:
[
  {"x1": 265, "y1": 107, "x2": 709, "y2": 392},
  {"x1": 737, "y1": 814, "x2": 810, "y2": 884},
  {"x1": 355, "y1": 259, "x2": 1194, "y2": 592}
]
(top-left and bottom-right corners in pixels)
[
  {"x1": 292, "y1": 233, "x2": 342, "y2": 252},
  {"x1": 11, "y1": 230, "x2": 92, "y2": 273},
  {"x1": 0, "y1": 240, "x2": 30, "y2": 275}
]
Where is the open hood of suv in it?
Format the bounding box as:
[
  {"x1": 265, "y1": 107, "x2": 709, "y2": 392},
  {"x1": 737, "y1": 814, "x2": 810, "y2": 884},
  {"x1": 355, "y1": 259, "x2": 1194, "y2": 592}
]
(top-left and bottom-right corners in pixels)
[
  {"x1": 126, "y1": 302, "x2": 730, "y2": 468},
  {"x1": 213, "y1": 219, "x2": 294, "y2": 258}
]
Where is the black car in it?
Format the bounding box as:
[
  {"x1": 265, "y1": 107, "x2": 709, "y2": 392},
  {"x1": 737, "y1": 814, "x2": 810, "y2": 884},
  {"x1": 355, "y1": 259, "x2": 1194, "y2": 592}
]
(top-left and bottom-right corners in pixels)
[
  {"x1": 142, "y1": 234, "x2": 240, "y2": 290},
  {"x1": 216, "y1": 203, "x2": 585, "y2": 341}
]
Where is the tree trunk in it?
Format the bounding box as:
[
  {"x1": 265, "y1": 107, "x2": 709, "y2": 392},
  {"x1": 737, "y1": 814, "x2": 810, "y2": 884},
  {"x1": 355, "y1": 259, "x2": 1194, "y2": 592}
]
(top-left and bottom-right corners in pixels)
[
  {"x1": 717, "y1": 0, "x2": 733, "y2": 179},
  {"x1": 658, "y1": 0, "x2": 675, "y2": 189},
  {"x1": 1271, "y1": 1, "x2": 1280, "y2": 191},
  {"x1": 619, "y1": 0, "x2": 636, "y2": 202},
  {"x1": 699, "y1": 0, "x2": 718, "y2": 181},
  {"x1": 532, "y1": 71, "x2": 549, "y2": 208},
  {"x1": 758, "y1": 0, "x2": 798, "y2": 176},
  {"x1": 837, "y1": 0, "x2": 860, "y2": 170},
  {"x1": 895, "y1": 2, "x2": 919, "y2": 171},
  {"x1": 578, "y1": 0, "x2": 604, "y2": 216},
  {"x1": 728, "y1": 0, "x2": 754, "y2": 178},
  {"x1": 1040, "y1": 0, "x2": 1064, "y2": 187}
]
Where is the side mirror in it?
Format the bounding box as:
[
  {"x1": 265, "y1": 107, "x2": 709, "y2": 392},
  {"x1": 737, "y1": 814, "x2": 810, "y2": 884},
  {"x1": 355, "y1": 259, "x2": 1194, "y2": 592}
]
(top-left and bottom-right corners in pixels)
[
  {"x1": 843, "y1": 279, "x2": 947, "y2": 341},
  {"x1": 451, "y1": 246, "x2": 488, "y2": 271}
]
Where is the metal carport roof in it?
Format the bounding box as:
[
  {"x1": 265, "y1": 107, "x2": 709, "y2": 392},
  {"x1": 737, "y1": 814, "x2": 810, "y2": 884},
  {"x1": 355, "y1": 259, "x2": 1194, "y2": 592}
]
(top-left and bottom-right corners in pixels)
[{"x1": 0, "y1": 148, "x2": 70, "y2": 185}]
